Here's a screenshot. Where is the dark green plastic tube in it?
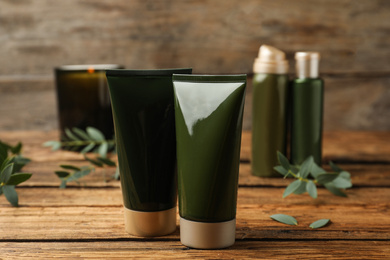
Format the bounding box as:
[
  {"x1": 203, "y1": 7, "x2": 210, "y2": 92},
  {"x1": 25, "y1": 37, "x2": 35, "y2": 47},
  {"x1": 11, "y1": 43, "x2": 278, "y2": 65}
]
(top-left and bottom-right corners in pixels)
[
  {"x1": 291, "y1": 78, "x2": 324, "y2": 165},
  {"x1": 173, "y1": 74, "x2": 246, "y2": 249},
  {"x1": 106, "y1": 68, "x2": 192, "y2": 237}
]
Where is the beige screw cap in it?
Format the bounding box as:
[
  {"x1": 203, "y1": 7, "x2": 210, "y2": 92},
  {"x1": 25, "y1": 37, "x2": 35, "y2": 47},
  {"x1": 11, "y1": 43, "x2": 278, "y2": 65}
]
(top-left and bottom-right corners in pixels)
[
  {"x1": 124, "y1": 207, "x2": 177, "y2": 237},
  {"x1": 180, "y1": 217, "x2": 236, "y2": 249},
  {"x1": 295, "y1": 52, "x2": 321, "y2": 79},
  {"x1": 253, "y1": 45, "x2": 289, "y2": 74}
]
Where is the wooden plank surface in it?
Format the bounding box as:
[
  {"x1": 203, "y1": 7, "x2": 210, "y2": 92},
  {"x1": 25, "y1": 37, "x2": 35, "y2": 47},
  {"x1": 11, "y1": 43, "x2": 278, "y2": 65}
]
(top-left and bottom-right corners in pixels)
[{"x1": 0, "y1": 130, "x2": 389, "y2": 259}]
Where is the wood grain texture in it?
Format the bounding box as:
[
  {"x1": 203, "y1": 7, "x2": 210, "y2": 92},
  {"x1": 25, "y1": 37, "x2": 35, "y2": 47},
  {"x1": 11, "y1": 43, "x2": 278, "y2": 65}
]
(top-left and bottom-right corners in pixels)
[
  {"x1": 1, "y1": 241, "x2": 388, "y2": 259},
  {"x1": 0, "y1": 0, "x2": 390, "y2": 131}
]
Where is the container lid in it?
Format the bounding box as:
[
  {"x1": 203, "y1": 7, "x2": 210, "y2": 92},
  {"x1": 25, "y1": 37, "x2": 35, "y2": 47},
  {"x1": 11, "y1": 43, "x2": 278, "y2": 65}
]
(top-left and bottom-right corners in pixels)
[
  {"x1": 123, "y1": 207, "x2": 177, "y2": 237},
  {"x1": 253, "y1": 45, "x2": 289, "y2": 74},
  {"x1": 180, "y1": 217, "x2": 236, "y2": 249},
  {"x1": 295, "y1": 52, "x2": 321, "y2": 79}
]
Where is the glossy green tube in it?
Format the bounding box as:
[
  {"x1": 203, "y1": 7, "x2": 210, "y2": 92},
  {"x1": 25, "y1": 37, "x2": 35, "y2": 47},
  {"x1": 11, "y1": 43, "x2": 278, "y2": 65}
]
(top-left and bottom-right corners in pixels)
[
  {"x1": 251, "y1": 74, "x2": 289, "y2": 177},
  {"x1": 173, "y1": 74, "x2": 246, "y2": 249},
  {"x1": 106, "y1": 68, "x2": 192, "y2": 237},
  {"x1": 291, "y1": 78, "x2": 324, "y2": 165}
]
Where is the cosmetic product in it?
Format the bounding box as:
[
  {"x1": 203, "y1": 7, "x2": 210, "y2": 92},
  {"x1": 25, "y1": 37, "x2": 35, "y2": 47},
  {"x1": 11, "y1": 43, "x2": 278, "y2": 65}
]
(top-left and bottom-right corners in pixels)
[
  {"x1": 173, "y1": 74, "x2": 246, "y2": 249},
  {"x1": 106, "y1": 68, "x2": 192, "y2": 237},
  {"x1": 54, "y1": 64, "x2": 123, "y2": 139},
  {"x1": 251, "y1": 45, "x2": 290, "y2": 177},
  {"x1": 291, "y1": 52, "x2": 324, "y2": 165}
]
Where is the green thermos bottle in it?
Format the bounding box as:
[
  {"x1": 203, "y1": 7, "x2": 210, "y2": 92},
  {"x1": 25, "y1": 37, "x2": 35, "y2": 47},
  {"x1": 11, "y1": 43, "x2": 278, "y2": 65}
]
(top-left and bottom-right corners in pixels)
[
  {"x1": 291, "y1": 52, "x2": 324, "y2": 165},
  {"x1": 251, "y1": 45, "x2": 289, "y2": 177}
]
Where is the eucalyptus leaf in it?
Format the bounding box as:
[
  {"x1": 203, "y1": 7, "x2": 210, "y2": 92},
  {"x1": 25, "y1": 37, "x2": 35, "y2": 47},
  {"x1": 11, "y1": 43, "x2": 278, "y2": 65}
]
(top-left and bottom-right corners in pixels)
[
  {"x1": 6, "y1": 173, "x2": 32, "y2": 186},
  {"x1": 331, "y1": 176, "x2": 352, "y2": 189},
  {"x1": 60, "y1": 180, "x2": 67, "y2": 189},
  {"x1": 310, "y1": 163, "x2": 326, "y2": 179},
  {"x1": 329, "y1": 161, "x2": 342, "y2": 173},
  {"x1": 310, "y1": 219, "x2": 330, "y2": 229},
  {"x1": 65, "y1": 128, "x2": 80, "y2": 141},
  {"x1": 3, "y1": 185, "x2": 18, "y2": 207},
  {"x1": 300, "y1": 156, "x2": 314, "y2": 179},
  {"x1": 293, "y1": 180, "x2": 307, "y2": 195},
  {"x1": 84, "y1": 155, "x2": 103, "y2": 167},
  {"x1": 66, "y1": 169, "x2": 91, "y2": 182},
  {"x1": 43, "y1": 141, "x2": 62, "y2": 151},
  {"x1": 98, "y1": 142, "x2": 108, "y2": 158},
  {"x1": 274, "y1": 165, "x2": 288, "y2": 176},
  {"x1": 80, "y1": 143, "x2": 96, "y2": 154},
  {"x1": 0, "y1": 142, "x2": 8, "y2": 162},
  {"x1": 55, "y1": 171, "x2": 70, "y2": 178},
  {"x1": 324, "y1": 183, "x2": 347, "y2": 197},
  {"x1": 316, "y1": 172, "x2": 339, "y2": 184},
  {"x1": 1, "y1": 163, "x2": 14, "y2": 184},
  {"x1": 87, "y1": 127, "x2": 105, "y2": 141},
  {"x1": 306, "y1": 180, "x2": 318, "y2": 199},
  {"x1": 277, "y1": 151, "x2": 290, "y2": 171},
  {"x1": 72, "y1": 127, "x2": 91, "y2": 140},
  {"x1": 10, "y1": 142, "x2": 22, "y2": 154},
  {"x1": 97, "y1": 157, "x2": 116, "y2": 167},
  {"x1": 283, "y1": 180, "x2": 302, "y2": 198},
  {"x1": 60, "y1": 165, "x2": 81, "y2": 171},
  {"x1": 270, "y1": 214, "x2": 298, "y2": 225}
]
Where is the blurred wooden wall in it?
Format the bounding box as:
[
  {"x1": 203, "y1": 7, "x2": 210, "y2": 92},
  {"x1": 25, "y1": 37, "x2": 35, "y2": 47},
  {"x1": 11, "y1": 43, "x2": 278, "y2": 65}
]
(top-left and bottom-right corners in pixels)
[{"x1": 0, "y1": 0, "x2": 389, "y2": 131}]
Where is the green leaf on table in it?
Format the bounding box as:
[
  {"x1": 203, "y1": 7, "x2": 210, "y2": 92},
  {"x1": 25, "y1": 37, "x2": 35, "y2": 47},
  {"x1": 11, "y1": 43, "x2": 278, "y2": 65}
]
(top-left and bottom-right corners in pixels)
[
  {"x1": 60, "y1": 165, "x2": 81, "y2": 171},
  {"x1": 309, "y1": 219, "x2": 330, "y2": 229},
  {"x1": 66, "y1": 169, "x2": 92, "y2": 182},
  {"x1": 0, "y1": 142, "x2": 8, "y2": 163},
  {"x1": 310, "y1": 163, "x2": 326, "y2": 179},
  {"x1": 87, "y1": 127, "x2": 105, "y2": 141},
  {"x1": 43, "y1": 141, "x2": 62, "y2": 151},
  {"x1": 283, "y1": 179, "x2": 302, "y2": 198},
  {"x1": 274, "y1": 165, "x2": 288, "y2": 176},
  {"x1": 6, "y1": 173, "x2": 32, "y2": 186},
  {"x1": 10, "y1": 142, "x2": 22, "y2": 154},
  {"x1": 65, "y1": 128, "x2": 80, "y2": 141},
  {"x1": 277, "y1": 151, "x2": 290, "y2": 171},
  {"x1": 293, "y1": 180, "x2": 307, "y2": 195},
  {"x1": 329, "y1": 161, "x2": 343, "y2": 172},
  {"x1": 80, "y1": 143, "x2": 95, "y2": 154},
  {"x1": 324, "y1": 183, "x2": 347, "y2": 197},
  {"x1": 72, "y1": 127, "x2": 91, "y2": 140},
  {"x1": 270, "y1": 214, "x2": 298, "y2": 225},
  {"x1": 3, "y1": 185, "x2": 18, "y2": 207},
  {"x1": 60, "y1": 180, "x2": 67, "y2": 189},
  {"x1": 84, "y1": 155, "x2": 103, "y2": 167},
  {"x1": 316, "y1": 172, "x2": 339, "y2": 184},
  {"x1": 306, "y1": 180, "x2": 318, "y2": 199},
  {"x1": 299, "y1": 156, "x2": 314, "y2": 178},
  {"x1": 331, "y1": 175, "x2": 352, "y2": 189},
  {"x1": 98, "y1": 142, "x2": 108, "y2": 158},
  {"x1": 55, "y1": 171, "x2": 70, "y2": 178},
  {"x1": 97, "y1": 157, "x2": 116, "y2": 167},
  {"x1": 0, "y1": 163, "x2": 14, "y2": 184}
]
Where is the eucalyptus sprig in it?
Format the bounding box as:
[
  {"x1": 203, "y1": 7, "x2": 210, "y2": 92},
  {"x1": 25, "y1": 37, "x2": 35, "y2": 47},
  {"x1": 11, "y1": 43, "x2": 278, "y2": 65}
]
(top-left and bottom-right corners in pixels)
[
  {"x1": 44, "y1": 127, "x2": 118, "y2": 188},
  {"x1": 274, "y1": 152, "x2": 352, "y2": 198},
  {"x1": 0, "y1": 140, "x2": 32, "y2": 207},
  {"x1": 43, "y1": 127, "x2": 115, "y2": 157}
]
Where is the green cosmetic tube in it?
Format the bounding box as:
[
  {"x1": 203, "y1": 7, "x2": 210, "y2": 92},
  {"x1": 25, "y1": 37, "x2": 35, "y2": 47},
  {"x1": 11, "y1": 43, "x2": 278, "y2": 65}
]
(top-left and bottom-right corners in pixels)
[
  {"x1": 251, "y1": 45, "x2": 290, "y2": 177},
  {"x1": 291, "y1": 52, "x2": 324, "y2": 165},
  {"x1": 173, "y1": 74, "x2": 246, "y2": 249},
  {"x1": 106, "y1": 68, "x2": 192, "y2": 237}
]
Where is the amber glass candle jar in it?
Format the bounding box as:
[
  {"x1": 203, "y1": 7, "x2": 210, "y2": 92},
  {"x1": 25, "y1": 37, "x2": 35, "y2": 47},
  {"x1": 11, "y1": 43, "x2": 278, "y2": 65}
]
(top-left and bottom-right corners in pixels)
[{"x1": 54, "y1": 64, "x2": 123, "y2": 139}]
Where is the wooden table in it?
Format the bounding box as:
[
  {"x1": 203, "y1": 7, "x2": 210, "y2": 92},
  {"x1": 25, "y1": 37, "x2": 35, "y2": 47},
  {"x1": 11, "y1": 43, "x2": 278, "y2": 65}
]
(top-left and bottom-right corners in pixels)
[{"x1": 1, "y1": 131, "x2": 389, "y2": 259}]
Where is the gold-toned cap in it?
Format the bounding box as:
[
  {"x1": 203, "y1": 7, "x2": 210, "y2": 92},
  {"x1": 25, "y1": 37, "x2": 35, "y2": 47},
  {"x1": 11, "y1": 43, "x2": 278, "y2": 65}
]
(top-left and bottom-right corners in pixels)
[
  {"x1": 180, "y1": 217, "x2": 236, "y2": 249},
  {"x1": 295, "y1": 52, "x2": 321, "y2": 79},
  {"x1": 123, "y1": 207, "x2": 177, "y2": 237},
  {"x1": 253, "y1": 45, "x2": 289, "y2": 74}
]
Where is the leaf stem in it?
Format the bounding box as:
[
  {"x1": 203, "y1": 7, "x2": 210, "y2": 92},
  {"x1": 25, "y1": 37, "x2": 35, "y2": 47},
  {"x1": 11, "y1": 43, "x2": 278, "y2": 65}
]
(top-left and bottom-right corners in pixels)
[{"x1": 285, "y1": 170, "x2": 318, "y2": 184}]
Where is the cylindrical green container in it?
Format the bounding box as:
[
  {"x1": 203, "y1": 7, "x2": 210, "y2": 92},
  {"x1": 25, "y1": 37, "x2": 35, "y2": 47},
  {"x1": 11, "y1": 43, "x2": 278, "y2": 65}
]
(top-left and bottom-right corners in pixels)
[
  {"x1": 291, "y1": 52, "x2": 324, "y2": 165},
  {"x1": 173, "y1": 74, "x2": 246, "y2": 249},
  {"x1": 251, "y1": 45, "x2": 289, "y2": 177},
  {"x1": 106, "y1": 68, "x2": 192, "y2": 237}
]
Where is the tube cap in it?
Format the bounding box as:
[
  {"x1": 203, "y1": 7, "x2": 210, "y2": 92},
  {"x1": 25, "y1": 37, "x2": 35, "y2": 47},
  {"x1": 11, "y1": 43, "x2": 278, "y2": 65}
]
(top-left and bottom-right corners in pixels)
[
  {"x1": 295, "y1": 52, "x2": 321, "y2": 79},
  {"x1": 253, "y1": 45, "x2": 289, "y2": 74},
  {"x1": 180, "y1": 217, "x2": 236, "y2": 249},
  {"x1": 123, "y1": 207, "x2": 177, "y2": 237}
]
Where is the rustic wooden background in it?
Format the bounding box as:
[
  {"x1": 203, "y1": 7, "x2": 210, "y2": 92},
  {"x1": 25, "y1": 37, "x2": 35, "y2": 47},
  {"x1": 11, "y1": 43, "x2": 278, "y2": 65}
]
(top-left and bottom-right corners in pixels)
[{"x1": 0, "y1": 0, "x2": 389, "y2": 131}]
